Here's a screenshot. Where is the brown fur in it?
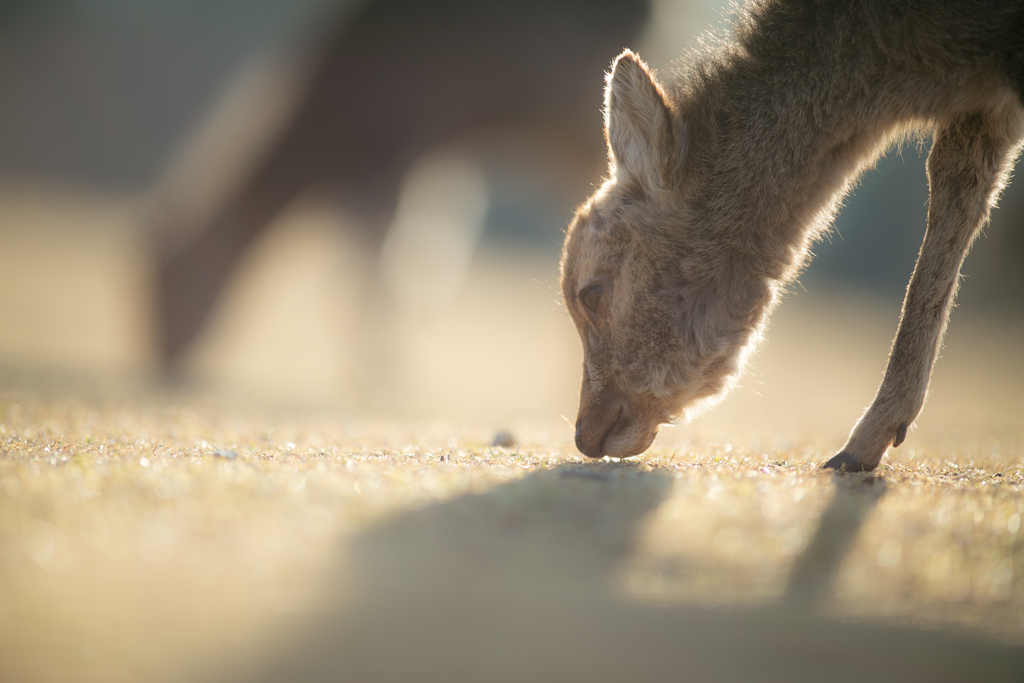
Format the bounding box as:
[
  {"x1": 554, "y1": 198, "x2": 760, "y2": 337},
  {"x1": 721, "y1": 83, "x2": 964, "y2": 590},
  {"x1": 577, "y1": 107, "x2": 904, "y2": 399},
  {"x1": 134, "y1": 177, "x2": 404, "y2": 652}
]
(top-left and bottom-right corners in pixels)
[{"x1": 560, "y1": 0, "x2": 1024, "y2": 470}]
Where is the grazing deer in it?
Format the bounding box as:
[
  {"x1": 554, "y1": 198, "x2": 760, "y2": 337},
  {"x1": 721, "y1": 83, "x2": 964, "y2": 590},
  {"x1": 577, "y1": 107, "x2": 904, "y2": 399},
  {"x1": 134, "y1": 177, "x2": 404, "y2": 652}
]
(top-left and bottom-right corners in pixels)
[
  {"x1": 151, "y1": 0, "x2": 649, "y2": 366},
  {"x1": 561, "y1": 0, "x2": 1024, "y2": 471}
]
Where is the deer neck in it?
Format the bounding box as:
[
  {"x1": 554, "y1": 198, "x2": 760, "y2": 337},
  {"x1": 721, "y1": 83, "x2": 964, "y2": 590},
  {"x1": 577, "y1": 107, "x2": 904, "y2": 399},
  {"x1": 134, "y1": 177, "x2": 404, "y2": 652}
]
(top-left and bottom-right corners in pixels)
[{"x1": 677, "y1": 24, "x2": 910, "y2": 289}]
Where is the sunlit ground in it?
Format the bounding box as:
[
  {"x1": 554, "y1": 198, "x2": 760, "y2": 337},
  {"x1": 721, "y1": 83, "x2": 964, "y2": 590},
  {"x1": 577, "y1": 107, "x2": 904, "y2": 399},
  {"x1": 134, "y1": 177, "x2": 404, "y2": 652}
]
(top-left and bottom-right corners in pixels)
[{"x1": 2, "y1": 186, "x2": 1024, "y2": 681}]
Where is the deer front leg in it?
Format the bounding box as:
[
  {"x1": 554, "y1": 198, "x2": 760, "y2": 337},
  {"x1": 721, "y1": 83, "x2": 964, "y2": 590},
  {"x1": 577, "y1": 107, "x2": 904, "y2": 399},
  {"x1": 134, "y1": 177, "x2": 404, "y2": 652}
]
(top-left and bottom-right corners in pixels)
[{"x1": 825, "y1": 111, "x2": 1022, "y2": 472}]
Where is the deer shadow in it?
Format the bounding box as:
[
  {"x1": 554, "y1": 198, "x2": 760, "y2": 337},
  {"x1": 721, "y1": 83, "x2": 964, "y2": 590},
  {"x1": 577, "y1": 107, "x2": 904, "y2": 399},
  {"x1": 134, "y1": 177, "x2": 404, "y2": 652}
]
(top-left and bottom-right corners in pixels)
[{"x1": 227, "y1": 466, "x2": 1023, "y2": 683}]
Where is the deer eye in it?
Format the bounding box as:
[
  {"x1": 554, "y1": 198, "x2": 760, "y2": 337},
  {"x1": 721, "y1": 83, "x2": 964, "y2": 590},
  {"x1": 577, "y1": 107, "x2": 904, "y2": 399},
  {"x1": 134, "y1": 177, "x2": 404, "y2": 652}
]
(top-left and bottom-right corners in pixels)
[{"x1": 580, "y1": 284, "x2": 603, "y2": 313}]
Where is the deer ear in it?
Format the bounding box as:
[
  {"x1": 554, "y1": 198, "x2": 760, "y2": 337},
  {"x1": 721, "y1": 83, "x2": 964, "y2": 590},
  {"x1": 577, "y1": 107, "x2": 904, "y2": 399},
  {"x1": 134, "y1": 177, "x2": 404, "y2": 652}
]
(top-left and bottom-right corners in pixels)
[{"x1": 604, "y1": 50, "x2": 677, "y2": 190}]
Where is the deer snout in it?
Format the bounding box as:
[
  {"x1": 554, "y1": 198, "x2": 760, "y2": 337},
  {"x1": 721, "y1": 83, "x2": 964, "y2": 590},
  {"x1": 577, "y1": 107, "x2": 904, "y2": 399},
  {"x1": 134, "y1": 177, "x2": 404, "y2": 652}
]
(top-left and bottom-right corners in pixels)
[{"x1": 574, "y1": 386, "x2": 630, "y2": 458}]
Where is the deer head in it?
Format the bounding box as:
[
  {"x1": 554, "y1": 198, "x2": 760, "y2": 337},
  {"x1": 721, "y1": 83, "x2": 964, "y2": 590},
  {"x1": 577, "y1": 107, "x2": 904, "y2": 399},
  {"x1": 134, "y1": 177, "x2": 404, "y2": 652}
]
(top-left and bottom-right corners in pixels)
[{"x1": 560, "y1": 51, "x2": 773, "y2": 458}]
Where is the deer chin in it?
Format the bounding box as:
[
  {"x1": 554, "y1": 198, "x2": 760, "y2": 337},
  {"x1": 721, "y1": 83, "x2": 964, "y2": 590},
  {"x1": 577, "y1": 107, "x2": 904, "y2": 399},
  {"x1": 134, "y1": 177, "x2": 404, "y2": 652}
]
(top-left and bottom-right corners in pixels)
[{"x1": 600, "y1": 421, "x2": 660, "y2": 459}]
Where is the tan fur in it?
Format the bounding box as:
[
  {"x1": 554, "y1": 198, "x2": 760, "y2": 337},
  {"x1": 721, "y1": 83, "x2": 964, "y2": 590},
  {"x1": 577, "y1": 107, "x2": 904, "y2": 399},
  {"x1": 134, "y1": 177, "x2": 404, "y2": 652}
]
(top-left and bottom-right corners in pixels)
[{"x1": 560, "y1": 0, "x2": 1024, "y2": 470}]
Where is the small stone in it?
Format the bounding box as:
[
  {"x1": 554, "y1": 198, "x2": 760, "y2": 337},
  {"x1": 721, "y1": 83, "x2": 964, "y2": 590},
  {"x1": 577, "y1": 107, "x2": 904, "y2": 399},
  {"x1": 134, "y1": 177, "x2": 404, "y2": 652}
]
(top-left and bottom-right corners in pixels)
[
  {"x1": 491, "y1": 432, "x2": 516, "y2": 448},
  {"x1": 215, "y1": 449, "x2": 238, "y2": 460}
]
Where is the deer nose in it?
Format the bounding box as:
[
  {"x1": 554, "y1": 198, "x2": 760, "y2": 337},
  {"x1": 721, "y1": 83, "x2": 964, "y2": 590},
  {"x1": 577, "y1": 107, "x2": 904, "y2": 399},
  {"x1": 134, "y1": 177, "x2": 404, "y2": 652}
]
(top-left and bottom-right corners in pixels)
[{"x1": 575, "y1": 386, "x2": 629, "y2": 458}]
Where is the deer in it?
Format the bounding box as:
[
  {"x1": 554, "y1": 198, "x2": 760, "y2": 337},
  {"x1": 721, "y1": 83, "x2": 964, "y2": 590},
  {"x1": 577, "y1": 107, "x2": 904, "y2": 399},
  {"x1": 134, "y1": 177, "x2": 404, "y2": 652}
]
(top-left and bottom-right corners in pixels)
[
  {"x1": 150, "y1": 0, "x2": 649, "y2": 370},
  {"x1": 560, "y1": 0, "x2": 1024, "y2": 471}
]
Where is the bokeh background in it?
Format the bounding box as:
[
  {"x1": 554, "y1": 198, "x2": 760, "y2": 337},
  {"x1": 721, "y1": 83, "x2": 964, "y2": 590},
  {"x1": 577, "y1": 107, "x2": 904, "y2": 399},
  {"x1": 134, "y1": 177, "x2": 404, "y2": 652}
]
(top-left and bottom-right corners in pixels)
[
  {"x1": 3, "y1": 5, "x2": 1024, "y2": 681},
  {"x1": 0, "y1": 0, "x2": 1022, "y2": 436}
]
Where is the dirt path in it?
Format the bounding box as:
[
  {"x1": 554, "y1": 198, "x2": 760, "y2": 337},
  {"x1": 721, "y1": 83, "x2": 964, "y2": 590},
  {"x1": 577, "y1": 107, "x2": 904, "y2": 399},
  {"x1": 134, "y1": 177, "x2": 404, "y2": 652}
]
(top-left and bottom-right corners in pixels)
[{"x1": 1, "y1": 389, "x2": 1023, "y2": 682}]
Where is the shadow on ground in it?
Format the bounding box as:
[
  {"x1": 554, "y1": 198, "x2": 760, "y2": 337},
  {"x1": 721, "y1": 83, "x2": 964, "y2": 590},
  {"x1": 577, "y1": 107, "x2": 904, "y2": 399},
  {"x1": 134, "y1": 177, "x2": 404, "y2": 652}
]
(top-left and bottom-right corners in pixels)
[{"x1": 218, "y1": 464, "x2": 1024, "y2": 682}]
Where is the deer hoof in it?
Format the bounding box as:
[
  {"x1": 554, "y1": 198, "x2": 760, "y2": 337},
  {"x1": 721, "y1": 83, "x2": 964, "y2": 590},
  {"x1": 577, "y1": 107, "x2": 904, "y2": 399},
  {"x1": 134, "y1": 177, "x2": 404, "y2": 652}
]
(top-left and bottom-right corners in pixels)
[
  {"x1": 893, "y1": 423, "x2": 908, "y2": 447},
  {"x1": 822, "y1": 451, "x2": 877, "y2": 473}
]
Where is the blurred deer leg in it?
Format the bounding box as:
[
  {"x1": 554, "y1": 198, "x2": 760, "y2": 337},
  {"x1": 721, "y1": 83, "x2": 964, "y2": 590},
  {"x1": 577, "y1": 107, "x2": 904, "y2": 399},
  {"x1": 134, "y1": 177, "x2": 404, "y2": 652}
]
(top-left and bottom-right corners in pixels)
[
  {"x1": 825, "y1": 111, "x2": 1022, "y2": 472},
  {"x1": 351, "y1": 151, "x2": 489, "y2": 409},
  {"x1": 153, "y1": 117, "x2": 327, "y2": 368}
]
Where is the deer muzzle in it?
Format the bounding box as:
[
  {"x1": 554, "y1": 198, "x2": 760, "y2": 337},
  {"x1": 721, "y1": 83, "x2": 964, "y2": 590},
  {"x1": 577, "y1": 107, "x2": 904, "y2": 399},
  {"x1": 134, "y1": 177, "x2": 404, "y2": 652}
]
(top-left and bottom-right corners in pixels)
[{"x1": 575, "y1": 385, "x2": 652, "y2": 458}]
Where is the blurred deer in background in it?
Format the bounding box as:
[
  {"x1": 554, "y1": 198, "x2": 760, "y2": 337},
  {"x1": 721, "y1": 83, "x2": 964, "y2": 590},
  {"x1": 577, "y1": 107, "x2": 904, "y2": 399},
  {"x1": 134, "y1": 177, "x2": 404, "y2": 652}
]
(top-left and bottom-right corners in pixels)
[
  {"x1": 150, "y1": 0, "x2": 651, "y2": 380},
  {"x1": 561, "y1": 0, "x2": 1024, "y2": 470}
]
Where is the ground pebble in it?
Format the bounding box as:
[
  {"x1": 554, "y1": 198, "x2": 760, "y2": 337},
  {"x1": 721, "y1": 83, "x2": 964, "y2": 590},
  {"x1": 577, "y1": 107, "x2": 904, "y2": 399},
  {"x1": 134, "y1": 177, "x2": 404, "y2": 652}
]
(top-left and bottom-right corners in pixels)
[
  {"x1": 491, "y1": 432, "x2": 516, "y2": 448},
  {"x1": 215, "y1": 449, "x2": 238, "y2": 460}
]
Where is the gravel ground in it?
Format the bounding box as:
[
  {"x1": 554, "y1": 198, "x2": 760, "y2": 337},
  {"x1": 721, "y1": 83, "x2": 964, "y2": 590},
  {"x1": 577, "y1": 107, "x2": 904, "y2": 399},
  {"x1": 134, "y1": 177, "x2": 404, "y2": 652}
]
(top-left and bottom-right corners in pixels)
[{"x1": 1, "y1": 387, "x2": 1023, "y2": 683}]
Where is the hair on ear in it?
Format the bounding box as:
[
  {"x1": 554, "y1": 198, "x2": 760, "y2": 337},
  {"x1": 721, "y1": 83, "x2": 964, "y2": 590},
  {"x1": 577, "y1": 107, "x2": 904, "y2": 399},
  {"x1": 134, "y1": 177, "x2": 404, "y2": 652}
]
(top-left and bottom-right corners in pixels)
[{"x1": 603, "y1": 50, "x2": 676, "y2": 190}]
